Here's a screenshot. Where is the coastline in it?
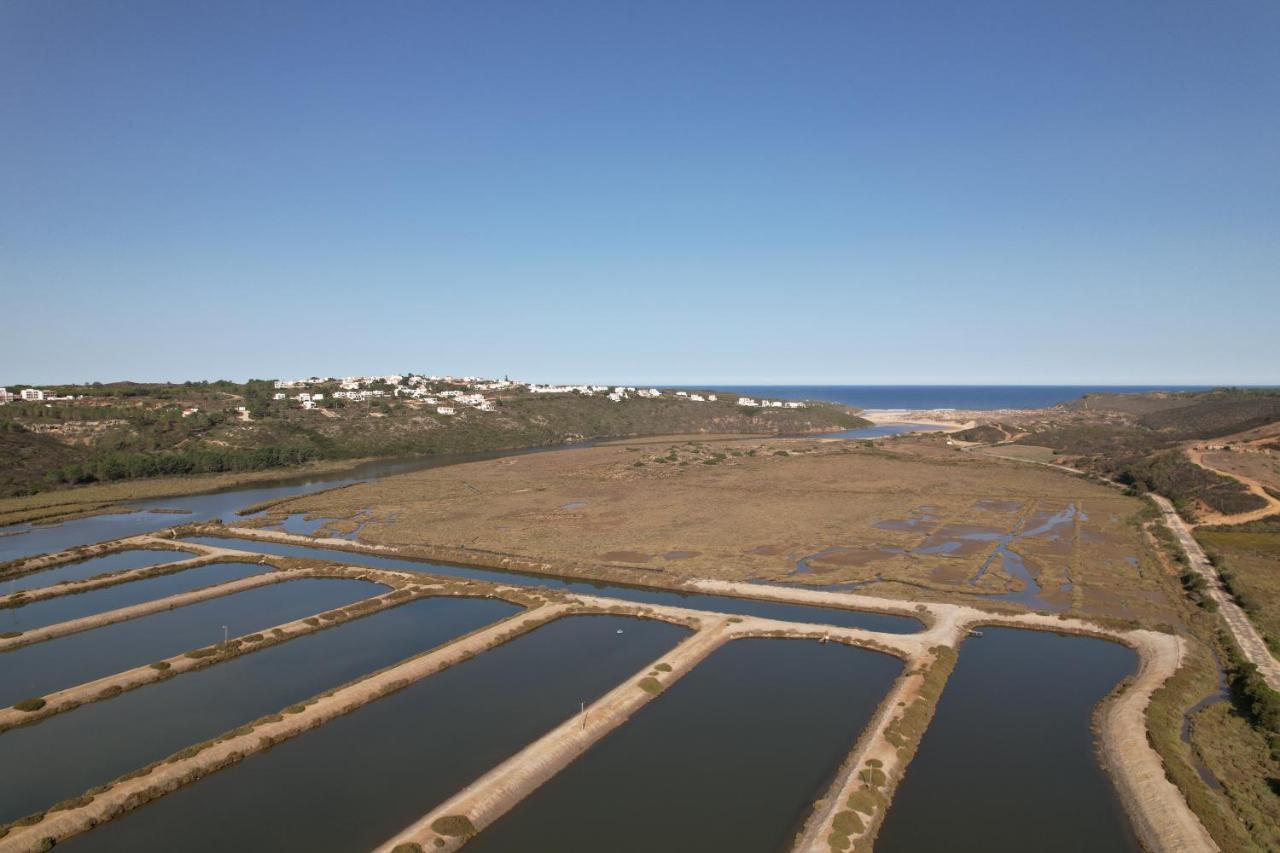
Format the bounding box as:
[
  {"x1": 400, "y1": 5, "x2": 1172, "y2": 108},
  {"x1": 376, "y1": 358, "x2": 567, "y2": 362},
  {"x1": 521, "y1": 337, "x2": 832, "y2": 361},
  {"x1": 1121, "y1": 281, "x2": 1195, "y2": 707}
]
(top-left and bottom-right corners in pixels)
[{"x1": 854, "y1": 409, "x2": 977, "y2": 431}]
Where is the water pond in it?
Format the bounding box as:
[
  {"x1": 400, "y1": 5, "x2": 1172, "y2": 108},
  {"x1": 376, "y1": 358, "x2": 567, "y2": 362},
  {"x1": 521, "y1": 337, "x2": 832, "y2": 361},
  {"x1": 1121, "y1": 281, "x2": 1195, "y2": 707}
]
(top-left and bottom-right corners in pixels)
[
  {"x1": 62, "y1": 615, "x2": 688, "y2": 852},
  {"x1": 0, "y1": 595, "x2": 518, "y2": 824},
  {"x1": 0, "y1": 578, "x2": 382, "y2": 709}
]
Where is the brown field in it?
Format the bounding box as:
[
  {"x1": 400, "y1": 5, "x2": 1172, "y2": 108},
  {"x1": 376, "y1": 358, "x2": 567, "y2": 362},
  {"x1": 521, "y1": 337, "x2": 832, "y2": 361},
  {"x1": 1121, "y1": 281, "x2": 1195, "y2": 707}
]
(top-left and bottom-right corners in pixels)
[
  {"x1": 1201, "y1": 449, "x2": 1280, "y2": 494},
  {"x1": 970, "y1": 444, "x2": 1059, "y2": 464},
  {"x1": 1196, "y1": 527, "x2": 1280, "y2": 651},
  {"x1": 274, "y1": 437, "x2": 1182, "y2": 624}
]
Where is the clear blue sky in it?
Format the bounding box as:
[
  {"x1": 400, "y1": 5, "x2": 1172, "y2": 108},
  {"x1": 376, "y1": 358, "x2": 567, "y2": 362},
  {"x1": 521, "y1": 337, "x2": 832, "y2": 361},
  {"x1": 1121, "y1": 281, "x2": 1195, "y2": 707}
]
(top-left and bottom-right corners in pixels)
[{"x1": 2, "y1": 1, "x2": 1277, "y2": 385}]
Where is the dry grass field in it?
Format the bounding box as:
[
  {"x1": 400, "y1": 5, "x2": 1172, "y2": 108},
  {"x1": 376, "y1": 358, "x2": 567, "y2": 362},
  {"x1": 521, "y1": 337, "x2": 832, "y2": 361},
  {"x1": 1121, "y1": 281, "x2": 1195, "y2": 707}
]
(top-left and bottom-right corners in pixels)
[
  {"x1": 1196, "y1": 527, "x2": 1280, "y2": 652},
  {"x1": 1200, "y1": 449, "x2": 1280, "y2": 494},
  {"x1": 273, "y1": 437, "x2": 1182, "y2": 625}
]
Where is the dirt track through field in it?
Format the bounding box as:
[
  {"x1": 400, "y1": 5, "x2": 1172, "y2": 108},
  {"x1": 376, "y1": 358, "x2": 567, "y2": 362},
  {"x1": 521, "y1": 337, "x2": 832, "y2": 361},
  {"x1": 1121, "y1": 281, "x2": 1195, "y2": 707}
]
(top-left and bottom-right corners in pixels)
[{"x1": 1185, "y1": 447, "x2": 1280, "y2": 525}]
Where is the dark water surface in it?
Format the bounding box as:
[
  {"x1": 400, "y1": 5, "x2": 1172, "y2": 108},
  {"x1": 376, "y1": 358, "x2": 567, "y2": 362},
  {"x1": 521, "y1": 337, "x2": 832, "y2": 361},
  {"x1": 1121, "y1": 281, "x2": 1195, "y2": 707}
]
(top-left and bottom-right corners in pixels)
[
  {"x1": 0, "y1": 578, "x2": 381, "y2": 708},
  {"x1": 468, "y1": 638, "x2": 902, "y2": 853},
  {"x1": 63, "y1": 615, "x2": 688, "y2": 853},
  {"x1": 876, "y1": 627, "x2": 1140, "y2": 853},
  {"x1": 2, "y1": 549, "x2": 195, "y2": 594},
  {"x1": 183, "y1": 536, "x2": 922, "y2": 634},
  {"x1": 0, "y1": 595, "x2": 518, "y2": 825},
  {"x1": 0, "y1": 562, "x2": 268, "y2": 634}
]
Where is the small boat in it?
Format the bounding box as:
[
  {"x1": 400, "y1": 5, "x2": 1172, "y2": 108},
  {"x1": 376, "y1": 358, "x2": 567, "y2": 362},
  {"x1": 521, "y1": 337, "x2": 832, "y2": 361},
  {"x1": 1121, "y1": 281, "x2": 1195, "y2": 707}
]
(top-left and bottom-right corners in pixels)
[
  {"x1": 968, "y1": 629, "x2": 984, "y2": 637},
  {"x1": 616, "y1": 629, "x2": 624, "y2": 634}
]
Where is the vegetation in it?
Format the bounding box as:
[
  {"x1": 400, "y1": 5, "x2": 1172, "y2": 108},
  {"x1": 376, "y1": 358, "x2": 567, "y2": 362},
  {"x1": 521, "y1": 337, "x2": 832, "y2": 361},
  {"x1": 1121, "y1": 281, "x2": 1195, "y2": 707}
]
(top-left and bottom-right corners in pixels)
[
  {"x1": 637, "y1": 676, "x2": 663, "y2": 694},
  {"x1": 1015, "y1": 389, "x2": 1280, "y2": 516},
  {"x1": 0, "y1": 381, "x2": 865, "y2": 498},
  {"x1": 952, "y1": 423, "x2": 1009, "y2": 443},
  {"x1": 429, "y1": 815, "x2": 476, "y2": 837},
  {"x1": 1197, "y1": 522, "x2": 1280, "y2": 652},
  {"x1": 13, "y1": 698, "x2": 47, "y2": 712}
]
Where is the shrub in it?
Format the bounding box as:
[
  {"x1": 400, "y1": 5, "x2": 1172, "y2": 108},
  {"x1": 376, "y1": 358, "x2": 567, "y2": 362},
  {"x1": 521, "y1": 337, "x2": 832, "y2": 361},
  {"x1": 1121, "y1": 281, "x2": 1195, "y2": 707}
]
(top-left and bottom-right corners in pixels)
[
  {"x1": 846, "y1": 787, "x2": 878, "y2": 815},
  {"x1": 637, "y1": 677, "x2": 663, "y2": 694},
  {"x1": 184, "y1": 648, "x2": 218, "y2": 659},
  {"x1": 832, "y1": 810, "x2": 865, "y2": 834},
  {"x1": 14, "y1": 697, "x2": 47, "y2": 712},
  {"x1": 303, "y1": 617, "x2": 321, "y2": 626},
  {"x1": 858, "y1": 767, "x2": 886, "y2": 787},
  {"x1": 655, "y1": 662, "x2": 672, "y2": 672},
  {"x1": 149, "y1": 661, "x2": 171, "y2": 671},
  {"x1": 430, "y1": 815, "x2": 476, "y2": 837},
  {"x1": 0, "y1": 630, "x2": 22, "y2": 639},
  {"x1": 391, "y1": 845, "x2": 424, "y2": 853}
]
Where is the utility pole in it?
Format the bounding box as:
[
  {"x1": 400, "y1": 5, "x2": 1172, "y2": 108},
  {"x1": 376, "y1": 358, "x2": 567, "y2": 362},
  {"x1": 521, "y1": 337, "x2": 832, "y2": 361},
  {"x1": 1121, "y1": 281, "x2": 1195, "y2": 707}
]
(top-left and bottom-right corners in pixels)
[
  {"x1": 580, "y1": 701, "x2": 586, "y2": 730},
  {"x1": 222, "y1": 625, "x2": 228, "y2": 648}
]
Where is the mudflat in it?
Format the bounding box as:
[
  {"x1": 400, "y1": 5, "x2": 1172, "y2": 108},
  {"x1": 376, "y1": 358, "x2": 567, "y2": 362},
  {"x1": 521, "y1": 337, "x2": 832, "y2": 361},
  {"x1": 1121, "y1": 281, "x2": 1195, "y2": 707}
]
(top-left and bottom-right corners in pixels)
[{"x1": 274, "y1": 438, "x2": 1180, "y2": 625}]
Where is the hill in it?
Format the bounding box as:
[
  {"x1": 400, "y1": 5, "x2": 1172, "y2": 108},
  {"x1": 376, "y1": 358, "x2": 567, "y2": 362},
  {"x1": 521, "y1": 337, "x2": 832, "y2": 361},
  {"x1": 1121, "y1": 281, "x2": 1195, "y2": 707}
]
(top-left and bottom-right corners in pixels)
[{"x1": 0, "y1": 381, "x2": 866, "y2": 498}]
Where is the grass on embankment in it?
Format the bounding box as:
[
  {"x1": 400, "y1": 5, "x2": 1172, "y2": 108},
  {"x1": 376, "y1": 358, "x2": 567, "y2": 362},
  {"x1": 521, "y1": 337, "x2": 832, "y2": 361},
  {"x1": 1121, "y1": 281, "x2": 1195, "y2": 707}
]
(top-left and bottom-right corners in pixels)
[{"x1": 1143, "y1": 525, "x2": 1280, "y2": 853}]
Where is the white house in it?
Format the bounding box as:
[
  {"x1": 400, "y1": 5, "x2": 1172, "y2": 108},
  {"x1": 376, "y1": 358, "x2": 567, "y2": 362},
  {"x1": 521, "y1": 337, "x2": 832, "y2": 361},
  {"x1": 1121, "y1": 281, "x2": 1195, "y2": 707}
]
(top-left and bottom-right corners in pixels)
[
  {"x1": 301, "y1": 400, "x2": 317, "y2": 410},
  {"x1": 181, "y1": 407, "x2": 200, "y2": 417},
  {"x1": 20, "y1": 388, "x2": 45, "y2": 401},
  {"x1": 689, "y1": 394, "x2": 705, "y2": 402},
  {"x1": 273, "y1": 393, "x2": 287, "y2": 401},
  {"x1": 437, "y1": 406, "x2": 456, "y2": 415},
  {"x1": 707, "y1": 394, "x2": 717, "y2": 402},
  {"x1": 737, "y1": 397, "x2": 759, "y2": 407}
]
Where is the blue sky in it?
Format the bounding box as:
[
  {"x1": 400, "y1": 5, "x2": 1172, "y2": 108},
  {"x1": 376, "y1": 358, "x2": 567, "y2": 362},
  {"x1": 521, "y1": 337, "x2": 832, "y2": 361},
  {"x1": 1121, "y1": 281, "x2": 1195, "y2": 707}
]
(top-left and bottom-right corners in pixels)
[{"x1": 2, "y1": 1, "x2": 1277, "y2": 385}]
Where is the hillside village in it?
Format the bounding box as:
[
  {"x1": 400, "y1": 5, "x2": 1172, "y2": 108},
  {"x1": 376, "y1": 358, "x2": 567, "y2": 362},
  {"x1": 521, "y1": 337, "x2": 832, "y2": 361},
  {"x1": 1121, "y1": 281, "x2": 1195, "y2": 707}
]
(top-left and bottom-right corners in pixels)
[
  {"x1": 262, "y1": 375, "x2": 806, "y2": 416},
  {"x1": 0, "y1": 374, "x2": 854, "y2": 497}
]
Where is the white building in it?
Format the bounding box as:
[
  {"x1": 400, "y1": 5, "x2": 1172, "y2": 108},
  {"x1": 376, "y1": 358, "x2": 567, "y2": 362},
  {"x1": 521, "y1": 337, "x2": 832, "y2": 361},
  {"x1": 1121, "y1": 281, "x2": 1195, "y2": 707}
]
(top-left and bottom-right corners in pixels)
[
  {"x1": 737, "y1": 397, "x2": 759, "y2": 407},
  {"x1": 273, "y1": 393, "x2": 287, "y2": 401},
  {"x1": 301, "y1": 400, "x2": 317, "y2": 410},
  {"x1": 436, "y1": 406, "x2": 456, "y2": 415}
]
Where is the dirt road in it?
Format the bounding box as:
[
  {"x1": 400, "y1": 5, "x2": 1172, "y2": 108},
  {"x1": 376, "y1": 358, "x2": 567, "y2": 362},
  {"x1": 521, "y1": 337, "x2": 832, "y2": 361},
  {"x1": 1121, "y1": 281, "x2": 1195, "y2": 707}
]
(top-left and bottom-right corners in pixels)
[
  {"x1": 1150, "y1": 494, "x2": 1280, "y2": 690},
  {"x1": 1185, "y1": 447, "x2": 1280, "y2": 525}
]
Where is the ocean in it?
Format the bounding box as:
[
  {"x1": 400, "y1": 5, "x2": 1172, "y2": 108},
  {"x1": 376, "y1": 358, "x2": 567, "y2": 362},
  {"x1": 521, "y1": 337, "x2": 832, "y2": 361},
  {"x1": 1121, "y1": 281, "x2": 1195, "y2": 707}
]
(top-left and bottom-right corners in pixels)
[{"x1": 699, "y1": 385, "x2": 1218, "y2": 411}]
